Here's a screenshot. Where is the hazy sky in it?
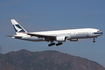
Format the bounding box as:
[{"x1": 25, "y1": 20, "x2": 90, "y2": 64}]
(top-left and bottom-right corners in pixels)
[{"x1": 0, "y1": 0, "x2": 105, "y2": 67}]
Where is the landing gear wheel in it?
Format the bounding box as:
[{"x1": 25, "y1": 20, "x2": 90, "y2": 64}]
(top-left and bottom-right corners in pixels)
[
  {"x1": 93, "y1": 40, "x2": 95, "y2": 43},
  {"x1": 93, "y1": 38, "x2": 96, "y2": 43},
  {"x1": 48, "y1": 44, "x2": 52, "y2": 47},
  {"x1": 56, "y1": 43, "x2": 63, "y2": 46},
  {"x1": 48, "y1": 43, "x2": 55, "y2": 47}
]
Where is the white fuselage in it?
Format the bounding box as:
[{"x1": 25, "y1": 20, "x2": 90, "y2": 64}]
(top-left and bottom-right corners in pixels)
[{"x1": 16, "y1": 28, "x2": 103, "y2": 42}]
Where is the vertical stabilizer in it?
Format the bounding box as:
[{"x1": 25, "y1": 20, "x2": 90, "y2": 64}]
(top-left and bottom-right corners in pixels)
[{"x1": 11, "y1": 19, "x2": 27, "y2": 35}]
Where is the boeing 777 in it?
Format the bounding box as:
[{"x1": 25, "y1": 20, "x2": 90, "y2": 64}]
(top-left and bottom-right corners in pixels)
[{"x1": 6, "y1": 19, "x2": 103, "y2": 46}]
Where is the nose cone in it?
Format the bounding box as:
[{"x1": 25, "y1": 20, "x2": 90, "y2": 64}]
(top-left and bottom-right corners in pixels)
[
  {"x1": 93, "y1": 31, "x2": 103, "y2": 35},
  {"x1": 99, "y1": 31, "x2": 103, "y2": 35},
  {"x1": 101, "y1": 32, "x2": 103, "y2": 35}
]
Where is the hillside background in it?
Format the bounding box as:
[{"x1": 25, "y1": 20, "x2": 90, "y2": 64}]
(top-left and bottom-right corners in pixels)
[{"x1": 0, "y1": 49, "x2": 104, "y2": 70}]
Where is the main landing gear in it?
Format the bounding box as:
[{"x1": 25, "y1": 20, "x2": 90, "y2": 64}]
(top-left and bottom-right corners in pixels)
[
  {"x1": 48, "y1": 43, "x2": 55, "y2": 46},
  {"x1": 48, "y1": 42, "x2": 63, "y2": 47},
  {"x1": 56, "y1": 43, "x2": 63, "y2": 46}
]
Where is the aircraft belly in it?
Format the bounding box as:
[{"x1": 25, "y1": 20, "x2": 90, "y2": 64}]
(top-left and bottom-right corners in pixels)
[{"x1": 21, "y1": 37, "x2": 45, "y2": 42}]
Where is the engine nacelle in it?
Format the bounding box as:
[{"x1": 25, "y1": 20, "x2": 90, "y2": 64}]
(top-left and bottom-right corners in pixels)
[
  {"x1": 56, "y1": 36, "x2": 66, "y2": 42},
  {"x1": 70, "y1": 39, "x2": 78, "y2": 42}
]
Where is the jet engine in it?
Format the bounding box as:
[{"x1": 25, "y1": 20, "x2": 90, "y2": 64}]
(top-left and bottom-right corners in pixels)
[
  {"x1": 70, "y1": 39, "x2": 78, "y2": 42},
  {"x1": 56, "y1": 36, "x2": 66, "y2": 42}
]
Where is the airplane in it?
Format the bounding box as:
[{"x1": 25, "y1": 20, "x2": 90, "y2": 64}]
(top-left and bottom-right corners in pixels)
[{"x1": 6, "y1": 19, "x2": 103, "y2": 46}]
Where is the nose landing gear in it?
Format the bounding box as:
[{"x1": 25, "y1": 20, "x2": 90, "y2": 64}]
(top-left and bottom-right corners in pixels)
[{"x1": 93, "y1": 38, "x2": 96, "y2": 43}]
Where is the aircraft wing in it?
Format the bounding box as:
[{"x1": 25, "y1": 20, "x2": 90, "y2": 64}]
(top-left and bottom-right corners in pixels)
[{"x1": 27, "y1": 33, "x2": 56, "y2": 39}]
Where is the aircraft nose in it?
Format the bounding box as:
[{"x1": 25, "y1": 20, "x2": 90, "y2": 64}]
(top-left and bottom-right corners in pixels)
[
  {"x1": 99, "y1": 31, "x2": 103, "y2": 35},
  {"x1": 93, "y1": 31, "x2": 103, "y2": 35},
  {"x1": 101, "y1": 32, "x2": 103, "y2": 35}
]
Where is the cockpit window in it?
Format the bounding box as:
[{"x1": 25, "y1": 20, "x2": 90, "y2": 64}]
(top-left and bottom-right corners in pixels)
[
  {"x1": 93, "y1": 32, "x2": 103, "y2": 34},
  {"x1": 97, "y1": 31, "x2": 101, "y2": 32}
]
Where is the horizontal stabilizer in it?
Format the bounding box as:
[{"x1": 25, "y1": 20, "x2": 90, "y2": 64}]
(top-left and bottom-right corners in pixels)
[
  {"x1": 5, "y1": 35, "x2": 22, "y2": 39},
  {"x1": 5, "y1": 35, "x2": 14, "y2": 37}
]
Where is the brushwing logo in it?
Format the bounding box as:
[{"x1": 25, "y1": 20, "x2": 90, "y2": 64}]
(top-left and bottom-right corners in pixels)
[
  {"x1": 13, "y1": 24, "x2": 25, "y2": 33},
  {"x1": 14, "y1": 25, "x2": 22, "y2": 32}
]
